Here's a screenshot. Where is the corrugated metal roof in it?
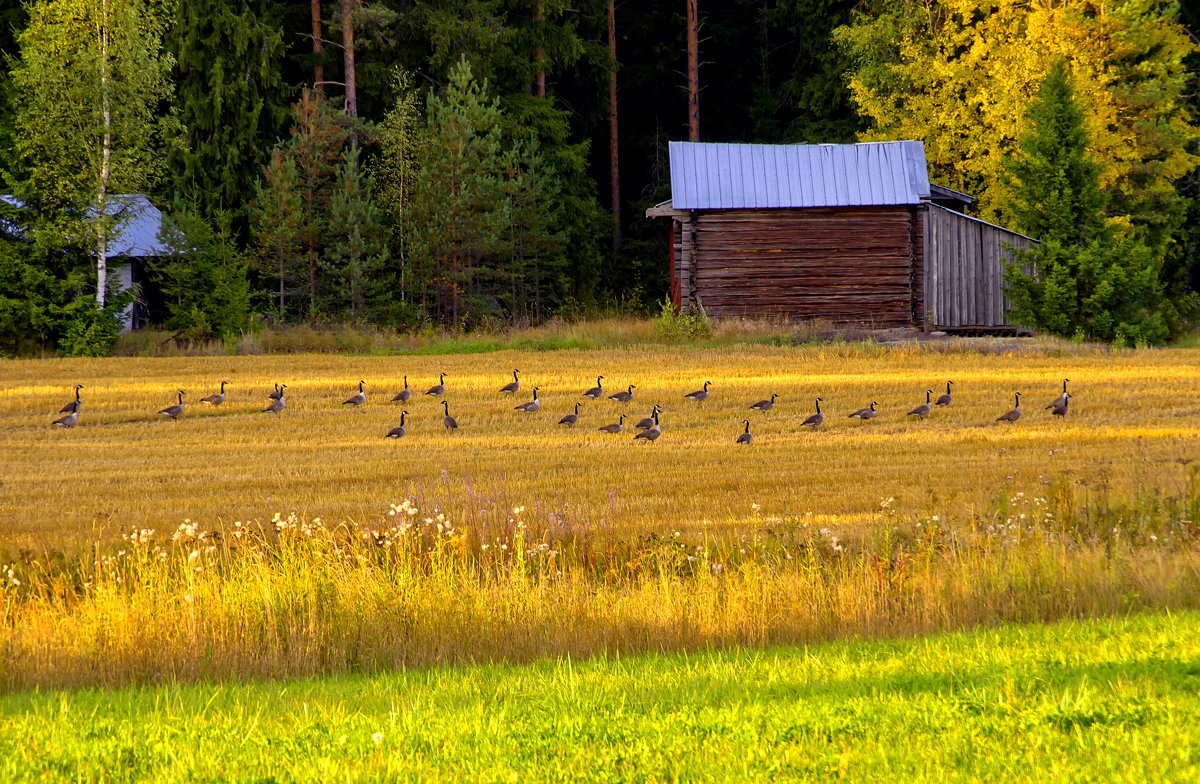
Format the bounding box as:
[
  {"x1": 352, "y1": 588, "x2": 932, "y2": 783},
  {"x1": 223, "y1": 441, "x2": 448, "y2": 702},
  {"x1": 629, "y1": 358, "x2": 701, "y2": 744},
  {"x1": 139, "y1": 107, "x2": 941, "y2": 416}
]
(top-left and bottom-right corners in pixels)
[
  {"x1": 668, "y1": 141, "x2": 932, "y2": 210},
  {"x1": 101, "y1": 194, "x2": 170, "y2": 258},
  {"x1": 2, "y1": 193, "x2": 170, "y2": 257}
]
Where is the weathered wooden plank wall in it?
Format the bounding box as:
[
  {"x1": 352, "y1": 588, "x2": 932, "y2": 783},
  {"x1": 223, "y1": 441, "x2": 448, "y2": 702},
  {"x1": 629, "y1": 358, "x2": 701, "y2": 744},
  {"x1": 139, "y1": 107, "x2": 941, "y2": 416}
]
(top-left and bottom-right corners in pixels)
[
  {"x1": 687, "y1": 206, "x2": 918, "y2": 326},
  {"x1": 923, "y1": 203, "x2": 1034, "y2": 328}
]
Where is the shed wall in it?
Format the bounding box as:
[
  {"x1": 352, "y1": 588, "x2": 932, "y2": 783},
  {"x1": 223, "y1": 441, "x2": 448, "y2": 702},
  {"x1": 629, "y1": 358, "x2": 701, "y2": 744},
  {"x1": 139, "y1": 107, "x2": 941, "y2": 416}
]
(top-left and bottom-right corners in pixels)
[
  {"x1": 684, "y1": 206, "x2": 919, "y2": 326},
  {"x1": 923, "y1": 203, "x2": 1034, "y2": 328}
]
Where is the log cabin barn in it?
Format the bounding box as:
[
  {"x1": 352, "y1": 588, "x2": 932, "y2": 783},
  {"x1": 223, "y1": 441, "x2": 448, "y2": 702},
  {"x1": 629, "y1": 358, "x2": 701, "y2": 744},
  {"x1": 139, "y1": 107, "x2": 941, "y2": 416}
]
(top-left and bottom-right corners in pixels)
[{"x1": 646, "y1": 141, "x2": 1035, "y2": 331}]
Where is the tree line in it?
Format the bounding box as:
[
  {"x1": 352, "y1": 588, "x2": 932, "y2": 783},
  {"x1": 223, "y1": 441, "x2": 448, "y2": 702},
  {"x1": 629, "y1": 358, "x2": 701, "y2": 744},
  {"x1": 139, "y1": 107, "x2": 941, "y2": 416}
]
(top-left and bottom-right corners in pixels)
[{"x1": 0, "y1": 0, "x2": 1196, "y2": 355}]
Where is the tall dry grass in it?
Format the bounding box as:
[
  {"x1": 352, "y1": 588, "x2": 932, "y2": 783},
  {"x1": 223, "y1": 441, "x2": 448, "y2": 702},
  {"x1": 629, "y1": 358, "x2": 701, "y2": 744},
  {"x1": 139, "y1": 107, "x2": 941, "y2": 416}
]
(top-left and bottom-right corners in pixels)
[{"x1": 3, "y1": 477, "x2": 1197, "y2": 691}]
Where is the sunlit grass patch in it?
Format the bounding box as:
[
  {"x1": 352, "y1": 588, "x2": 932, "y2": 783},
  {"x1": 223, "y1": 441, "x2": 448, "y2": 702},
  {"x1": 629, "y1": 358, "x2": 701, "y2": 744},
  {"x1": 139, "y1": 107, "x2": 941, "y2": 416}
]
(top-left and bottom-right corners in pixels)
[{"x1": 1, "y1": 612, "x2": 1197, "y2": 782}]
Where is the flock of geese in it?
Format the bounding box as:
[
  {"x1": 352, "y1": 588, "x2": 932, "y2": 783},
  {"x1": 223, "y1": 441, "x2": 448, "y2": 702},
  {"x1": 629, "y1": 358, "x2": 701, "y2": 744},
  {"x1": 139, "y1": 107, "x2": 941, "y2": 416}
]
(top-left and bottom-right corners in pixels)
[{"x1": 48, "y1": 371, "x2": 1073, "y2": 444}]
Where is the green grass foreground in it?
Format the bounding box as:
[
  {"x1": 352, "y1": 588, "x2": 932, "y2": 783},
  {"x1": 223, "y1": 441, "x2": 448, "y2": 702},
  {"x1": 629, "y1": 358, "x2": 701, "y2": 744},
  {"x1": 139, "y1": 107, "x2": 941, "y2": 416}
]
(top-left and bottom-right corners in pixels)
[{"x1": 2, "y1": 612, "x2": 1197, "y2": 783}]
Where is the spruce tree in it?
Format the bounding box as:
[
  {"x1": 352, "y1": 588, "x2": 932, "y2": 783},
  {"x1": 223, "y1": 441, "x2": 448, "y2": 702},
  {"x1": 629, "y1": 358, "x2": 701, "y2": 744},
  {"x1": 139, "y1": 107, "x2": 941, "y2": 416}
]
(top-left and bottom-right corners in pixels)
[
  {"x1": 168, "y1": 0, "x2": 289, "y2": 230},
  {"x1": 405, "y1": 59, "x2": 511, "y2": 325},
  {"x1": 323, "y1": 147, "x2": 390, "y2": 322},
  {"x1": 250, "y1": 148, "x2": 304, "y2": 318},
  {"x1": 1004, "y1": 62, "x2": 1168, "y2": 344}
]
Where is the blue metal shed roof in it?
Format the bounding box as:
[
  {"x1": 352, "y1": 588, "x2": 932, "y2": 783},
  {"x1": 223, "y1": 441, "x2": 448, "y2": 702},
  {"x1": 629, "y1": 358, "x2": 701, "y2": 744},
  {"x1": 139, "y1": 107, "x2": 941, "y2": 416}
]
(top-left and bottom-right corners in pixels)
[
  {"x1": 101, "y1": 194, "x2": 170, "y2": 258},
  {"x1": 668, "y1": 141, "x2": 932, "y2": 210},
  {"x1": 2, "y1": 193, "x2": 170, "y2": 257}
]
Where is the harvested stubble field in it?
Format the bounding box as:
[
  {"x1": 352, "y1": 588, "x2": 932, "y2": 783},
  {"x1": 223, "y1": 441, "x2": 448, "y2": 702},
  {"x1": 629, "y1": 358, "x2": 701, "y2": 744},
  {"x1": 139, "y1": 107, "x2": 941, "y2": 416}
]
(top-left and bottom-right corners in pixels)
[
  {"x1": 2, "y1": 339, "x2": 1200, "y2": 692},
  {"x1": 1, "y1": 341, "x2": 1198, "y2": 548}
]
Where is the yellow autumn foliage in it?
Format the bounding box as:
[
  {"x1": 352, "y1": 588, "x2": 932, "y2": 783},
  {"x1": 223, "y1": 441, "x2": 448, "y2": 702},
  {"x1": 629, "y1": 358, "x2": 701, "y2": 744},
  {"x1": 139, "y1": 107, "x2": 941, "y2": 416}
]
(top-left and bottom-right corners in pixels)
[{"x1": 836, "y1": 0, "x2": 1198, "y2": 225}]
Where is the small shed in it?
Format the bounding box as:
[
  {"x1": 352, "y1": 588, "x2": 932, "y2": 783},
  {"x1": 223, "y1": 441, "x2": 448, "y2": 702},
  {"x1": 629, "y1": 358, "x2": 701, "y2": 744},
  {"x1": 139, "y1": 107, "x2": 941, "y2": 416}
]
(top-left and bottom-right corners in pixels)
[
  {"x1": 100, "y1": 194, "x2": 172, "y2": 331},
  {"x1": 646, "y1": 141, "x2": 1035, "y2": 331},
  {"x1": 3, "y1": 193, "x2": 171, "y2": 331}
]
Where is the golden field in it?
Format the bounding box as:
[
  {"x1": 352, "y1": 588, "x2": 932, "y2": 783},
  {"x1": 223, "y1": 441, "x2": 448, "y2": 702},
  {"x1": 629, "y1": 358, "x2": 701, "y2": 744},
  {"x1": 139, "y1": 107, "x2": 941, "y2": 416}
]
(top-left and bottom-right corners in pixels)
[
  {"x1": 0, "y1": 340, "x2": 1197, "y2": 549},
  {"x1": 3, "y1": 337, "x2": 1200, "y2": 690}
]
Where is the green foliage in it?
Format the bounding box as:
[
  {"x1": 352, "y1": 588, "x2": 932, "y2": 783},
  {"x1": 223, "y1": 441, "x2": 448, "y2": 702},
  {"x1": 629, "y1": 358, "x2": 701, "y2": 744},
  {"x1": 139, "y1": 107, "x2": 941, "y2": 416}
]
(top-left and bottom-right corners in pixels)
[
  {"x1": 56, "y1": 295, "x2": 129, "y2": 357},
  {"x1": 1003, "y1": 64, "x2": 1168, "y2": 344},
  {"x1": 167, "y1": 0, "x2": 289, "y2": 231},
  {"x1": 0, "y1": 199, "x2": 104, "y2": 356},
  {"x1": 1006, "y1": 237, "x2": 1169, "y2": 345},
  {"x1": 10, "y1": 0, "x2": 175, "y2": 307},
  {"x1": 835, "y1": 0, "x2": 1198, "y2": 230},
  {"x1": 755, "y1": 0, "x2": 863, "y2": 142},
  {"x1": 153, "y1": 208, "x2": 253, "y2": 341},
  {"x1": 250, "y1": 148, "x2": 304, "y2": 319},
  {"x1": 653, "y1": 295, "x2": 711, "y2": 342},
  {"x1": 322, "y1": 146, "x2": 391, "y2": 323},
  {"x1": 404, "y1": 59, "x2": 512, "y2": 326},
  {"x1": 1004, "y1": 62, "x2": 1105, "y2": 247}
]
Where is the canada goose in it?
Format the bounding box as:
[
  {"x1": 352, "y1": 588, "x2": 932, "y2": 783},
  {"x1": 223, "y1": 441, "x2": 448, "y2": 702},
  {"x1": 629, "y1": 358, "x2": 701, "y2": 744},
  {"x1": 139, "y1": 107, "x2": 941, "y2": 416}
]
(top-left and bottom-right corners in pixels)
[
  {"x1": 800, "y1": 397, "x2": 824, "y2": 428},
  {"x1": 392, "y1": 376, "x2": 412, "y2": 403},
  {"x1": 514, "y1": 386, "x2": 541, "y2": 413},
  {"x1": 52, "y1": 409, "x2": 79, "y2": 428},
  {"x1": 426, "y1": 373, "x2": 447, "y2": 397},
  {"x1": 749, "y1": 393, "x2": 778, "y2": 412},
  {"x1": 1047, "y1": 378, "x2": 1070, "y2": 410},
  {"x1": 633, "y1": 410, "x2": 662, "y2": 443},
  {"x1": 907, "y1": 390, "x2": 933, "y2": 419},
  {"x1": 848, "y1": 401, "x2": 878, "y2": 420},
  {"x1": 996, "y1": 392, "x2": 1023, "y2": 423},
  {"x1": 343, "y1": 380, "x2": 366, "y2": 407},
  {"x1": 158, "y1": 390, "x2": 186, "y2": 420},
  {"x1": 583, "y1": 376, "x2": 605, "y2": 399},
  {"x1": 1049, "y1": 392, "x2": 1070, "y2": 418},
  {"x1": 442, "y1": 400, "x2": 458, "y2": 430},
  {"x1": 635, "y1": 405, "x2": 662, "y2": 430},
  {"x1": 935, "y1": 381, "x2": 954, "y2": 407},
  {"x1": 736, "y1": 419, "x2": 752, "y2": 444},
  {"x1": 59, "y1": 384, "x2": 84, "y2": 413},
  {"x1": 558, "y1": 402, "x2": 582, "y2": 427},
  {"x1": 262, "y1": 385, "x2": 287, "y2": 415},
  {"x1": 684, "y1": 381, "x2": 712, "y2": 402},
  {"x1": 598, "y1": 414, "x2": 626, "y2": 434},
  {"x1": 200, "y1": 381, "x2": 228, "y2": 406},
  {"x1": 500, "y1": 369, "x2": 521, "y2": 395},
  {"x1": 268, "y1": 383, "x2": 283, "y2": 401},
  {"x1": 608, "y1": 384, "x2": 635, "y2": 403},
  {"x1": 386, "y1": 410, "x2": 410, "y2": 438}
]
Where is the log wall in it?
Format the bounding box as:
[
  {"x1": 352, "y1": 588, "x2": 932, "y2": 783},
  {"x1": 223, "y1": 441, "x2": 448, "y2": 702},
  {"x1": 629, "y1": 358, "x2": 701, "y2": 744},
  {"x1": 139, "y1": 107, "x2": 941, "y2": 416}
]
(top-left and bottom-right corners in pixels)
[
  {"x1": 683, "y1": 206, "x2": 919, "y2": 326},
  {"x1": 923, "y1": 203, "x2": 1035, "y2": 328}
]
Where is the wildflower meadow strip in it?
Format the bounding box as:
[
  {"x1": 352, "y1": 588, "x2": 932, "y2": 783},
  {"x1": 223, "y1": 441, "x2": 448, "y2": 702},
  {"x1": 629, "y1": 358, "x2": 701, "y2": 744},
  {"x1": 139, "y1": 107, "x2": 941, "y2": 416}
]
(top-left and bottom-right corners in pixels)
[{"x1": 1, "y1": 479, "x2": 1198, "y2": 691}]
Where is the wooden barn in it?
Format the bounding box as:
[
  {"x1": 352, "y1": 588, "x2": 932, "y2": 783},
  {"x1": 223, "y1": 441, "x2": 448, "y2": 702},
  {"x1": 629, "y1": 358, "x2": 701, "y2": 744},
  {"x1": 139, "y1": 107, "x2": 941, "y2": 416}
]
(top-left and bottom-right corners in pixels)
[{"x1": 646, "y1": 141, "x2": 1035, "y2": 331}]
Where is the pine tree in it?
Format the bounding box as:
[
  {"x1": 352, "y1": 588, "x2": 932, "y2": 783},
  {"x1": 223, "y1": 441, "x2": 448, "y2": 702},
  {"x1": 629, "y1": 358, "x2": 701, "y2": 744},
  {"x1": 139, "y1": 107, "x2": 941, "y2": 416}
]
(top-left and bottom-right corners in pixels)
[
  {"x1": 250, "y1": 148, "x2": 304, "y2": 318},
  {"x1": 1004, "y1": 62, "x2": 1104, "y2": 247},
  {"x1": 168, "y1": 0, "x2": 289, "y2": 230},
  {"x1": 1003, "y1": 62, "x2": 1168, "y2": 344},
  {"x1": 154, "y1": 208, "x2": 254, "y2": 341},
  {"x1": 287, "y1": 91, "x2": 354, "y2": 318},
  {"x1": 323, "y1": 146, "x2": 390, "y2": 322},
  {"x1": 405, "y1": 59, "x2": 511, "y2": 325}
]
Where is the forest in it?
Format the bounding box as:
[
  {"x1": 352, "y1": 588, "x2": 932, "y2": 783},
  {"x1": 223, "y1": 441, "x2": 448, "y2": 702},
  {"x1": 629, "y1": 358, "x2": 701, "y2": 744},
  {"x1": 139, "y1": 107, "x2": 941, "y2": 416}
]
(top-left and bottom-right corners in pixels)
[{"x1": 0, "y1": 0, "x2": 1198, "y2": 354}]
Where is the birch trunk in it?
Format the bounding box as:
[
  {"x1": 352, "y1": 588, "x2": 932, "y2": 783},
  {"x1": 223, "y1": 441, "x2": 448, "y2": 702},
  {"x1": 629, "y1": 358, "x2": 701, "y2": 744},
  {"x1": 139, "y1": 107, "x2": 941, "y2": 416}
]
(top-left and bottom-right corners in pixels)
[{"x1": 96, "y1": 0, "x2": 112, "y2": 308}]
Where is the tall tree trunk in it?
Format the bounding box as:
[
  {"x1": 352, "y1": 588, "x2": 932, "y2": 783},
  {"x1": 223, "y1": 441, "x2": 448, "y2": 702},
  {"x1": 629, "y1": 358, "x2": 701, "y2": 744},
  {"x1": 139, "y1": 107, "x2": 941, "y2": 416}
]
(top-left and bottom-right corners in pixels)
[
  {"x1": 686, "y1": 0, "x2": 699, "y2": 142},
  {"x1": 309, "y1": 0, "x2": 324, "y2": 95},
  {"x1": 533, "y1": 1, "x2": 545, "y2": 97},
  {"x1": 311, "y1": 0, "x2": 325, "y2": 95},
  {"x1": 341, "y1": 0, "x2": 357, "y2": 117},
  {"x1": 96, "y1": 0, "x2": 112, "y2": 308},
  {"x1": 607, "y1": 0, "x2": 621, "y2": 249}
]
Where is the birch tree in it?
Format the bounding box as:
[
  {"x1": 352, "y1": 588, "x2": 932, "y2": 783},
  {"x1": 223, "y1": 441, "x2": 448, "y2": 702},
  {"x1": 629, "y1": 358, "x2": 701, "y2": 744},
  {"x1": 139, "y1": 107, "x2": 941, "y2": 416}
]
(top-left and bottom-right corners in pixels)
[{"x1": 10, "y1": 0, "x2": 174, "y2": 307}]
